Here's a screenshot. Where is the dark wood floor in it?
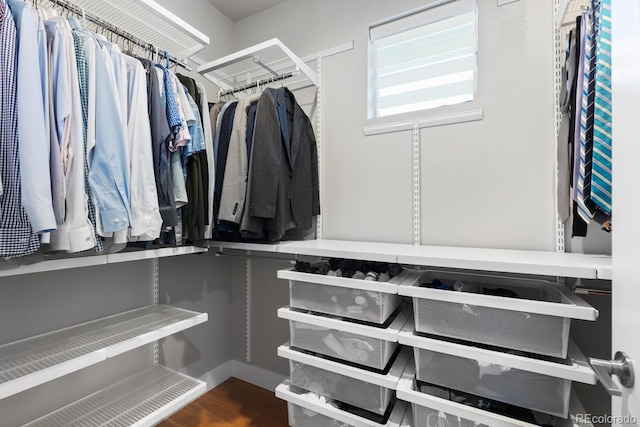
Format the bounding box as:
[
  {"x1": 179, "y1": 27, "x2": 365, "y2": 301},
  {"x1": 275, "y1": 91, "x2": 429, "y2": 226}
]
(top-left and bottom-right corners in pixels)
[{"x1": 158, "y1": 378, "x2": 288, "y2": 427}]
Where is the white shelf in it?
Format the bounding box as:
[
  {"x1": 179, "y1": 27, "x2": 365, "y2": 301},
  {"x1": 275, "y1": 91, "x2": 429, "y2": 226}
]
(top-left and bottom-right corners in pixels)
[
  {"x1": 277, "y1": 239, "x2": 413, "y2": 263},
  {"x1": 397, "y1": 244, "x2": 607, "y2": 279},
  {"x1": 23, "y1": 365, "x2": 206, "y2": 427},
  {"x1": 42, "y1": 0, "x2": 209, "y2": 60},
  {"x1": 197, "y1": 38, "x2": 319, "y2": 92},
  {"x1": 0, "y1": 305, "x2": 207, "y2": 400},
  {"x1": 207, "y1": 240, "x2": 280, "y2": 253},
  {"x1": 106, "y1": 246, "x2": 208, "y2": 263},
  {"x1": 0, "y1": 246, "x2": 208, "y2": 278},
  {"x1": 205, "y1": 238, "x2": 611, "y2": 279}
]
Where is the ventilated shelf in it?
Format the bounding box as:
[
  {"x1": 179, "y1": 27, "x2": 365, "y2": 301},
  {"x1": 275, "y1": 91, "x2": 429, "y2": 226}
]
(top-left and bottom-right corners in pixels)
[
  {"x1": 0, "y1": 246, "x2": 208, "y2": 279},
  {"x1": 197, "y1": 38, "x2": 319, "y2": 92},
  {"x1": 23, "y1": 365, "x2": 206, "y2": 427},
  {"x1": 41, "y1": 0, "x2": 209, "y2": 60},
  {"x1": 0, "y1": 305, "x2": 207, "y2": 400}
]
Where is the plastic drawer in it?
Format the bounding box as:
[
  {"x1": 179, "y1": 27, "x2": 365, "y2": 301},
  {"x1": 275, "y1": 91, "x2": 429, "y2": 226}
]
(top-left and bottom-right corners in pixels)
[
  {"x1": 277, "y1": 381, "x2": 408, "y2": 427},
  {"x1": 279, "y1": 269, "x2": 421, "y2": 324},
  {"x1": 415, "y1": 349, "x2": 570, "y2": 417},
  {"x1": 282, "y1": 346, "x2": 411, "y2": 416},
  {"x1": 278, "y1": 307, "x2": 410, "y2": 370},
  {"x1": 399, "y1": 326, "x2": 597, "y2": 419},
  {"x1": 398, "y1": 270, "x2": 598, "y2": 358},
  {"x1": 396, "y1": 367, "x2": 594, "y2": 427}
]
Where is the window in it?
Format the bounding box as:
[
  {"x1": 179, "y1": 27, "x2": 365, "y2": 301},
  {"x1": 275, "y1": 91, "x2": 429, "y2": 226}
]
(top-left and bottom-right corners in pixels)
[{"x1": 368, "y1": 0, "x2": 478, "y2": 119}]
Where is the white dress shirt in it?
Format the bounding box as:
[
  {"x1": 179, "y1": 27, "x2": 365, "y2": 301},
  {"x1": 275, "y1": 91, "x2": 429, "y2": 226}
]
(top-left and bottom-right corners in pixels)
[{"x1": 123, "y1": 55, "x2": 163, "y2": 240}]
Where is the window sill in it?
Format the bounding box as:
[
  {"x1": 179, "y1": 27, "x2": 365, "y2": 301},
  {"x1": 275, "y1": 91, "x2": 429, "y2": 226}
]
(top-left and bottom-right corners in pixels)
[{"x1": 363, "y1": 107, "x2": 484, "y2": 136}]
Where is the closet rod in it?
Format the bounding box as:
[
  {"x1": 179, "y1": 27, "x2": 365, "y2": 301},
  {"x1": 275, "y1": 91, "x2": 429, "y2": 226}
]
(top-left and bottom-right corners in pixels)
[
  {"x1": 42, "y1": 0, "x2": 192, "y2": 71},
  {"x1": 218, "y1": 69, "x2": 299, "y2": 99}
]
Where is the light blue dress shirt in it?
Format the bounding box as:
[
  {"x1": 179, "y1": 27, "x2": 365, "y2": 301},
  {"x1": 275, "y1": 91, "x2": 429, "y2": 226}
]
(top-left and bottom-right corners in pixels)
[
  {"x1": 8, "y1": 0, "x2": 56, "y2": 233},
  {"x1": 88, "y1": 39, "x2": 131, "y2": 233}
]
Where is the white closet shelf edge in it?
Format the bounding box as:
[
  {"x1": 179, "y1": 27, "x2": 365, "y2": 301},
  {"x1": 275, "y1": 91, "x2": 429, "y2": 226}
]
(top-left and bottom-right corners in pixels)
[
  {"x1": 0, "y1": 246, "x2": 208, "y2": 278},
  {"x1": 199, "y1": 239, "x2": 611, "y2": 279}
]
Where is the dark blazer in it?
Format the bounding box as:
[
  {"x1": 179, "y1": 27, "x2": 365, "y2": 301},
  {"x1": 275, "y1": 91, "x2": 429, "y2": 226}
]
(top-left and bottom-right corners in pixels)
[{"x1": 241, "y1": 87, "x2": 320, "y2": 241}]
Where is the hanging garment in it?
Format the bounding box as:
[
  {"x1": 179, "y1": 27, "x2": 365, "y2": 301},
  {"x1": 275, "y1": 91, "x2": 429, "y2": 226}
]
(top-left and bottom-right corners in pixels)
[
  {"x1": 196, "y1": 82, "x2": 215, "y2": 239},
  {"x1": 219, "y1": 92, "x2": 261, "y2": 224},
  {"x1": 139, "y1": 58, "x2": 178, "y2": 227},
  {"x1": 557, "y1": 28, "x2": 577, "y2": 225},
  {"x1": 123, "y1": 55, "x2": 163, "y2": 241},
  {"x1": 213, "y1": 100, "x2": 239, "y2": 237},
  {"x1": 88, "y1": 36, "x2": 132, "y2": 237},
  {"x1": 71, "y1": 29, "x2": 102, "y2": 252},
  {"x1": 589, "y1": 0, "x2": 612, "y2": 221},
  {"x1": 0, "y1": 0, "x2": 40, "y2": 258},
  {"x1": 241, "y1": 87, "x2": 320, "y2": 241},
  {"x1": 44, "y1": 17, "x2": 95, "y2": 253},
  {"x1": 7, "y1": 0, "x2": 55, "y2": 235}
]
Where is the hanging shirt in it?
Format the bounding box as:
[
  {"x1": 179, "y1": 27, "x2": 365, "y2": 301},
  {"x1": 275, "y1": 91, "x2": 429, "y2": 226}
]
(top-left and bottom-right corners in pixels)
[
  {"x1": 0, "y1": 0, "x2": 40, "y2": 258},
  {"x1": 139, "y1": 58, "x2": 178, "y2": 227},
  {"x1": 123, "y1": 55, "x2": 163, "y2": 240},
  {"x1": 7, "y1": 0, "x2": 56, "y2": 235},
  {"x1": 87, "y1": 37, "x2": 132, "y2": 236},
  {"x1": 49, "y1": 17, "x2": 96, "y2": 253},
  {"x1": 71, "y1": 29, "x2": 103, "y2": 253}
]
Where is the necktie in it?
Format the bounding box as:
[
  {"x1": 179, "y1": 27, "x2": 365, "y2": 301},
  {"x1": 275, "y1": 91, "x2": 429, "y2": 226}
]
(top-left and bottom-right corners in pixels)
[
  {"x1": 589, "y1": 0, "x2": 612, "y2": 216},
  {"x1": 575, "y1": 2, "x2": 597, "y2": 224}
]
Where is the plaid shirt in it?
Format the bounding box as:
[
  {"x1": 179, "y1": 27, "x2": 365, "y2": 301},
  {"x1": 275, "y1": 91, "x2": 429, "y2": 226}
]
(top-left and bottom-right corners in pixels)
[{"x1": 0, "y1": 0, "x2": 40, "y2": 258}]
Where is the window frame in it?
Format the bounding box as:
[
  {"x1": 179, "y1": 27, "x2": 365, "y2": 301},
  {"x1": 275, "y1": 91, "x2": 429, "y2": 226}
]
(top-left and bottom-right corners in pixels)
[{"x1": 367, "y1": 0, "x2": 481, "y2": 127}]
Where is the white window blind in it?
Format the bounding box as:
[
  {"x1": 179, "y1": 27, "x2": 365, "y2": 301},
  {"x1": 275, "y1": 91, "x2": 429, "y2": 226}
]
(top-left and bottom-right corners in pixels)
[{"x1": 369, "y1": 0, "x2": 478, "y2": 119}]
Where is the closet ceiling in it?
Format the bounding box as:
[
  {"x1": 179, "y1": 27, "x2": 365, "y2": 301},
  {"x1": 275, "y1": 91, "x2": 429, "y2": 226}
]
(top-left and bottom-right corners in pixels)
[{"x1": 207, "y1": 0, "x2": 287, "y2": 22}]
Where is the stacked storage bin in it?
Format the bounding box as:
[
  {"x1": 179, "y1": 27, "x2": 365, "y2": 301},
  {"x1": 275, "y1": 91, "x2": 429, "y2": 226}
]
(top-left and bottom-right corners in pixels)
[
  {"x1": 396, "y1": 270, "x2": 599, "y2": 426},
  {"x1": 275, "y1": 264, "x2": 421, "y2": 426}
]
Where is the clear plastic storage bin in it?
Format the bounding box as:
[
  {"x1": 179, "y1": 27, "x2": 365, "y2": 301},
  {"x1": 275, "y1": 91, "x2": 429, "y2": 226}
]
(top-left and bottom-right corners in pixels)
[
  {"x1": 279, "y1": 269, "x2": 421, "y2": 324},
  {"x1": 282, "y1": 346, "x2": 410, "y2": 416},
  {"x1": 399, "y1": 327, "x2": 597, "y2": 419},
  {"x1": 396, "y1": 366, "x2": 594, "y2": 427},
  {"x1": 278, "y1": 307, "x2": 409, "y2": 370},
  {"x1": 277, "y1": 381, "x2": 408, "y2": 427},
  {"x1": 399, "y1": 270, "x2": 598, "y2": 358}
]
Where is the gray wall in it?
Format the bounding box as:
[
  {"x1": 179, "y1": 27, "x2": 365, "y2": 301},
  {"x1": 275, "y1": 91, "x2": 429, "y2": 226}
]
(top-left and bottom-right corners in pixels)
[
  {"x1": 232, "y1": 0, "x2": 557, "y2": 250},
  {"x1": 158, "y1": 252, "x2": 233, "y2": 381}
]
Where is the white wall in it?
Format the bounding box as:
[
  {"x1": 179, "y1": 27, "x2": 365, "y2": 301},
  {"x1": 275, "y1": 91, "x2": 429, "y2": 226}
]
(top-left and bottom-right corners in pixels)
[{"x1": 232, "y1": 0, "x2": 557, "y2": 250}]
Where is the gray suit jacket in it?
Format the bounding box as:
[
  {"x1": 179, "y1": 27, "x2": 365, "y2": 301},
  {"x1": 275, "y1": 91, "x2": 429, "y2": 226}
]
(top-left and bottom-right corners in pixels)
[
  {"x1": 218, "y1": 93, "x2": 261, "y2": 224},
  {"x1": 241, "y1": 87, "x2": 320, "y2": 241}
]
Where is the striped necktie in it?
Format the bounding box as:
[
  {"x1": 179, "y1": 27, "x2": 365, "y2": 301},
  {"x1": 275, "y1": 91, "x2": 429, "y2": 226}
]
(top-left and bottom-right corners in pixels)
[
  {"x1": 575, "y1": 2, "x2": 597, "y2": 224},
  {"x1": 589, "y1": 0, "x2": 612, "y2": 217}
]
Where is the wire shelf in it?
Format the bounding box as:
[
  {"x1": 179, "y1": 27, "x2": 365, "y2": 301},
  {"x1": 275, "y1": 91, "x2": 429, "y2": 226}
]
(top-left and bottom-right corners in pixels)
[
  {"x1": 23, "y1": 366, "x2": 206, "y2": 427},
  {"x1": 40, "y1": 0, "x2": 209, "y2": 60},
  {"x1": 0, "y1": 305, "x2": 207, "y2": 400},
  {"x1": 198, "y1": 38, "x2": 319, "y2": 92}
]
